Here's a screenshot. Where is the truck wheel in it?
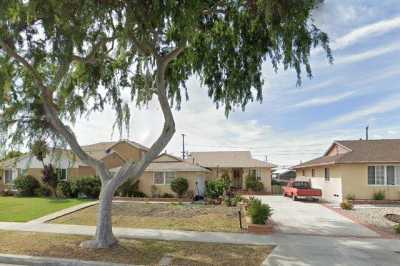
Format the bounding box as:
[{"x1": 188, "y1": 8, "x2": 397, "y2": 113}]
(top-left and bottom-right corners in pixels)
[{"x1": 292, "y1": 194, "x2": 297, "y2": 201}]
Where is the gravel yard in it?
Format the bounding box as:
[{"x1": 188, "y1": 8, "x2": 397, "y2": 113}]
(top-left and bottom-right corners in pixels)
[
  {"x1": 52, "y1": 202, "x2": 245, "y2": 232},
  {"x1": 342, "y1": 205, "x2": 400, "y2": 237}
]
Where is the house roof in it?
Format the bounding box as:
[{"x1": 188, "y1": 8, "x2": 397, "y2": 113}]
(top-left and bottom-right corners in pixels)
[
  {"x1": 145, "y1": 161, "x2": 210, "y2": 172},
  {"x1": 187, "y1": 151, "x2": 275, "y2": 168},
  {"x1": 293, "y1": 139, "x2": 400, "y2": 169}
]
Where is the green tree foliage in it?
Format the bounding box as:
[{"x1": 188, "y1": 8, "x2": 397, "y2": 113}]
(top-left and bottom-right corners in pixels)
[
  {"x1": 170, "y1": 177, "x2": 189, "y2": 198},
  {"x1": 31, "y1": 140, "x2": 48, "y2": 163},
  {"x1": 0, "y1": 0, "x2": 331, "y2": 148},
  {"x1": 0, "y1": 0, "x2": 331, "y2": 248},
  {"x1": 1, "y1": 150, "x2": 24, "y2": 161}
]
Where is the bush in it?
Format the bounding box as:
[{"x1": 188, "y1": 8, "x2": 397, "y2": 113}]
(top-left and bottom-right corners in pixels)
[
  {"x1": 248, "y1": 198, "x2": 273, "y2": 224},
  {"x1": 245, "y1": 173, "x2": 264, "y2": 192},
  {"x1": 14, "y1": 175, "x2": 40, "y2": 196},
  {"x1": 34, "y1": 186, "x2": 52, "y2": 197},
  {"x1": 394, "y1": 224, "x2": 400, "y2": 234},
  {"x1": 162, "y1": 193, "x2": 175, "y2": 198},
  {"x1": 72, "y1": 176, "x2": 101, "y2": 199},
  {"x1": 373, "y1": 191, "x2": 385, "y2": 200},
  {"x1": 115, "y1": 179, "x2": 140, "y2": 197},
  {"x1": 170, "y1": 177, "x2": 189, "y2": 198},
  {"x1": 131, "y1": 191, "x2": 147, "y2": 198},
  {"x1": 345, "y1": 194, "x2": 355, "y2": 201},
  {"x1": 205, "y1": 179, "x2": 225, "y2": 199},
  {"x1": 57, "y1": 181, "x2": 73, "y2": 198},
  {"x1": 340, "y1": 201, "x2": 353, "y2": 210}
]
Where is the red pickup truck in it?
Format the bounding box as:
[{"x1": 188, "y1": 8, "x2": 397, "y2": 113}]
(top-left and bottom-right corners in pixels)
[{"x1": 283, "y1": 181, "x2": 322, "y2": 201}]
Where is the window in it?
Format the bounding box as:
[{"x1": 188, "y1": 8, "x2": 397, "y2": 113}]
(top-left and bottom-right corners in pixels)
[
  {"x1": 153, "y1": 172, "x2": 176, "y2": 185},
  {"x1": 368, "y1": 165, "x2": 400, "y2": 186},
  {"x1": 4, "y1": 169, "x2": 13, "y2": 184},
  {"x1": 387, "y1": 166, "x2": 395, "y2": 185},
  {"x1": 302, "y1": 170, "x2": 305, "y2": 176},
  {"x1": 154, "y1": 172, "x2": 164, "y2": 185},
  {"x1": 250, "y1": 169, "x2": 261, "y2": 180},
  {"x1": 56, "y1": 168, "x2": 68, "y2": 181},
  {"x1": 311, "y1": 169, "x2": 315, "y2": 177},
  {"x1": 324, "y1": 168, "x2": 330, "y2": 181},
  {"x1": 165, "y1": 172, "x2": 176, "y2": 184}
]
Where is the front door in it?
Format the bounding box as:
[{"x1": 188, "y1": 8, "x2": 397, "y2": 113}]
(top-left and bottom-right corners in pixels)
[
  {"x1": 196, "y1": 176, "x2": 206, "y2": 196},
  {"x1": 232, "y1": 168, "x2": 243, "y2": 189}
]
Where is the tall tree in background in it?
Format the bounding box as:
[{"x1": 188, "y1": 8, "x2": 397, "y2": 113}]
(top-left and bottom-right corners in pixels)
[{"x1": 0, "y1": 0, "x2": 332, "y2": 248}]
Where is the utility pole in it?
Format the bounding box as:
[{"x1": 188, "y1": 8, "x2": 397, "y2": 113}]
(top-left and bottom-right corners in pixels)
[
  {"x1": 366, "y1": 125, "x2": 369, "y2": 141},
  {"x1": 181, "y1": 133, "x2": 186, "y2": 159}
]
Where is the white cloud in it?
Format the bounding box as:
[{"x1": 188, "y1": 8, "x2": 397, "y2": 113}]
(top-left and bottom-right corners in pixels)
[
  {"x1": 320, "y1": 93, "x2": 400, "y2": 127},
  {"x1": 292, "y1": 91, "x2": 355, "y2": 109},
  {"x1": 332, "y1": 16, "x2": 400, "y2": 50},
  {"x1": 335, "y1": 43, "x2": 400, "y2": 65}
]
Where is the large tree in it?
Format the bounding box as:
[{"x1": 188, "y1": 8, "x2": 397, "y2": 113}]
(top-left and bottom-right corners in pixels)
[{"x1": 0, "y1": 0, "x2": 331, "y2": 248}]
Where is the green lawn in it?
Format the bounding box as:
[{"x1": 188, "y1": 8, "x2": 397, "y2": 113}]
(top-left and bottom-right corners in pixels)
[{"x1": 0, "y1": 197, "x2": 91, "y2": 222}]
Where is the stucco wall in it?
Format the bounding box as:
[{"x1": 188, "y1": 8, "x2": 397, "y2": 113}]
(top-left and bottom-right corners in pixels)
[
  {"x1": 340, "y1": 164, "x2": 400, "y2": 200},
  {"x1": 112, "y1": 142, "x2": 143, "y2": 161},
  {"x1": 138, "y1": 171, "x2": 206, "y2": 197}
]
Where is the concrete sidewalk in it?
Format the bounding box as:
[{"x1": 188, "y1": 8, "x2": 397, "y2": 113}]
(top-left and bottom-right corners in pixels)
[{"x1": 0, "y1": 222, "x2": 275, "y2": 246}]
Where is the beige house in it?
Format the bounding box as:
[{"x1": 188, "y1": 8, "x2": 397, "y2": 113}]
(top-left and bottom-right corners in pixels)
[
  {"x1": 1, "y1": 141, "x2": 275, "y2": 196},
  {"x1": 293, "y1": 139, "x2": 400, "y2": 202},
  {"x1": 0, "y1": 140, "x2": 209, "y2": 197},
  {"x1": 187, "y1": 151, "x2": 275, "y2": 193}
]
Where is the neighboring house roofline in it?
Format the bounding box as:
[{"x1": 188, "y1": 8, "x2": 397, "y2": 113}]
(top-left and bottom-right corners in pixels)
[
  {"x1": 323, "y1": 141, "x2": 352, "y2": 156},
  {"x1": 105, "y1": 139, "x2": 150, "y2": 153}
]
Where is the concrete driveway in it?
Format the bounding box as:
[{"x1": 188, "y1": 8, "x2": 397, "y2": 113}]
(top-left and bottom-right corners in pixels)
[{"x1": 255, "y1": 195, "x2": 379, "y2": 238}]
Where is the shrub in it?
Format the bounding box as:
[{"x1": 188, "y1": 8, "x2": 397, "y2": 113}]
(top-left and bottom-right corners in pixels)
[
  {"x1": 115, "y1": 179, "x2": 140, "y2": 197},
  {"x1": 340, "y1": 201, "x2": 353, "y2": 210},
  {"x1": 14, "y1": 175, "x2": 40, "y2": 196},
  {"x1": 224, "y1": 197, "x2": 232, "y2": 206},
  {"x1": 162, "y1": 193, "x2": 175, "y2": 198},
  {"x1": 245, "y1": 173, "x2": 264, "y2": 192},
  {"x1": 170, "y1": 177, "x2": 189, "y2": 198},
  {"x1": 72, "y1": 176, "x2": 101, "y2": 199},
  {"x1": 394, "y1": 224, "x2": 400, "y2": 234},
  {"x1": 232, "y1": 195, "x2": 244, "y2": 206},
  {"x1": 345, "y1": 194, "x2": 355, "y2": 201},
  {"x1": 373, "y1": 191, "x2": 385, "y2": 200},
  {"x1": 205, "y1": 179, "x2": 225, "y2": 199},
  {"x1": 131, "y1": 191, "x2": 147, "y2": 198},
  {"x1": 57, "y1": 181, "x2": 73, "y2": 198},
  {"x1": 248, "y1": 198, "x2": 273, "y2": 224},
  {"x1": 34, "y1": 186, "x2": 52, "y2": 197}
]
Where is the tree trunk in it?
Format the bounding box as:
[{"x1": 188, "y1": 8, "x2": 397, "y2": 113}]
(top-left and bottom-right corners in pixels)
[{"x1": 80, "y1": 182, "x2": 117, "y2": 249}]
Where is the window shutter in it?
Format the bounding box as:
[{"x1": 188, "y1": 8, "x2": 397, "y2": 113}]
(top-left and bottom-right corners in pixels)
[{"x1": 368, "y1": 166, "x2": 375, "y2": 185}]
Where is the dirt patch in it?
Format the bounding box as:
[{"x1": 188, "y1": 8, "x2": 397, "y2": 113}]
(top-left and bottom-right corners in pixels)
[
  {"x1": 52, "y1": 202, "x2": 245, "y2": 232},
  {"x1": 0, "y1": 230, "x2": 273, "y2": 265}
]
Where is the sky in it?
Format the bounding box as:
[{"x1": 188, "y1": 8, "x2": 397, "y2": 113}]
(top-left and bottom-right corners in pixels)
[{"x1": 73, "y1": 0, "x2": 400, "y2": 166}]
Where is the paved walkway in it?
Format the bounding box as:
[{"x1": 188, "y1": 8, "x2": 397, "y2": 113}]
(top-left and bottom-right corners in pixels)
[
  {"x1": 254, "y1": 195, "x2": 379, "y2": 238},
  {"x1": 1, "y1": 221, "x2": 399, "y2": 266},
  {"x1": 0, "y1": 222, "x2": 274, "y2": 246}
]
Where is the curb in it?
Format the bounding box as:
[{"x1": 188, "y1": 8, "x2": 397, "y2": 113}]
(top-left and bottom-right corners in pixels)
[
  {"x1": 27, "y1": 201, "x2": 99, "y2": 224},
  {"x1": 0, "y1": 253, "x2": 134, "y2": 266}
]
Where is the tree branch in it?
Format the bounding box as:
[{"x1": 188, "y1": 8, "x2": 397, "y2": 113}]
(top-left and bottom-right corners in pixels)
[{"x1": 0, "y1": 39, "x2": 111, "y2": 181}]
